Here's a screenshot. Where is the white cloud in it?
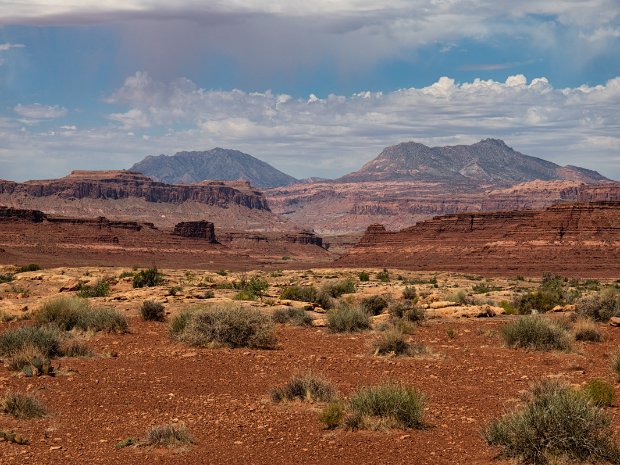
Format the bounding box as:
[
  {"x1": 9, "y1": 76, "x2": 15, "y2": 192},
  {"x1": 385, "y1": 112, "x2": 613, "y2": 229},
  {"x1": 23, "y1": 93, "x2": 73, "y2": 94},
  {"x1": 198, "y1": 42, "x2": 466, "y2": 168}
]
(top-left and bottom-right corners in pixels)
[
  {"x1": 13, "y1": 104, "x2": 68, "y2": 120},
  {"x1": 0, "y1": 43, "x2": 25, "y2": 51}
]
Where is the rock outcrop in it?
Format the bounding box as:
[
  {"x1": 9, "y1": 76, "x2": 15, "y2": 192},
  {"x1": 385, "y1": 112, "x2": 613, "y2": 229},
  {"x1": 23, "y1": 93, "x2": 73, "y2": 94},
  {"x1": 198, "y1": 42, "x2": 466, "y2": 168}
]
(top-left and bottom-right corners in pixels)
[
  {"x1": 173, "y1": 221, "x2": 217, "y2": 242},
  {"x1": 338, "y1": 202, "x2": 620, "y2": 277}
]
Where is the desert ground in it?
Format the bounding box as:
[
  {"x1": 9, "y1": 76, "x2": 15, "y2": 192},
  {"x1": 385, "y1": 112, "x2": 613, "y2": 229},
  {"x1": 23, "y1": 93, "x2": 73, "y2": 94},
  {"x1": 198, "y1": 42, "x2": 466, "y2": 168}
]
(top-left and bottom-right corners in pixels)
[{"x1": 1, "y1": 265, "x2": 619, "y2": 464}]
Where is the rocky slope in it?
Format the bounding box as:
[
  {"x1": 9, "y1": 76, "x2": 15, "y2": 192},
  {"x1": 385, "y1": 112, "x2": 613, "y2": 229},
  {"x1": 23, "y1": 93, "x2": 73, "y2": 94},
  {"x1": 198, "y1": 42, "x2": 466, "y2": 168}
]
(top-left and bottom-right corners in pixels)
[
  {"x1": 130, "y1": 148, "x2": 298, "y2": 188},
  {"x1": 0, "y1": 170, "x2": 302, "y2": 232},
  {"x1": 339, "y1": 139, "x2": 608, "y2": 185},
  {"x1": 337, "y1": 201, "x2": 620, "y2": 276}
]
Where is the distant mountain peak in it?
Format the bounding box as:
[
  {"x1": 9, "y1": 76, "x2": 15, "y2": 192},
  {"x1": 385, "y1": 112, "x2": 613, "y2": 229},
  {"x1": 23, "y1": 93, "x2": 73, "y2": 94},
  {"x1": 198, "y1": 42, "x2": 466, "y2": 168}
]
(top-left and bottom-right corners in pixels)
[
  {"x1": 339, "y1": 139, "x2": 608, "y2": 185},
  {"x1": 129, "y1": 148, "x2": 298, "y2": 188}
]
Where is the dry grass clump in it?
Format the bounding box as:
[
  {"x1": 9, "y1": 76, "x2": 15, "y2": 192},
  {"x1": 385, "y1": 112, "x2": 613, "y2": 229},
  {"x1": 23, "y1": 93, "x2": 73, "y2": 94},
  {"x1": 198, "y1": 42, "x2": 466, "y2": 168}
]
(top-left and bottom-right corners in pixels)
[
  {"x1": 575, "y1": 288, "x2": 620, "y2": 322},
  {"x1": 0, "y1": 326, "x2": 62, "y2": 359},
  {"x1": 326, "y1": 303, "x2": 370, "y2": 333},
  {"x1": 271, "y1": 373, "x2": 337, "y2": 403},
  {"x1": 140, "y1": 300, "x2": 166, "y2": 322},
  {"x1": 144, "y1": 424, "x2": 194, "y2": 448},
  {"x1": 372, "y1": 329, "x2": 427, "y2": 357},
  {"x1": 170, "y1": 304, "x2": 276, "y2": 349},
  {"x1": 360, "y1": 295, "x2": 388, "y2": 316},
  {"x1": 272, "y1": 307, "x2": 313, "y2": 327},
  {"x1": 501, "y1": 315, "x2": 571, "y2": 351},
  {"x1": 62, "y1": 341, "x2": 93, "y2": 357},
  {"x1": 613, "y1": 353, "x2": 620, "y2": 382},
  {"x1": 321, "y1": 279, "x2": 356, "y2": 298},
  {"x1": 573, "y1": 318, "x2": 603, "y2": 342},
  {"x1": 35, "y1": 296, "x2": 128, "y2": 333},
  {"x1": 484, "y1": 379, "x2": 620, "y2": 464},
  {"x1": 581, "y1": 379, "x2": 615, "y2": 407},
  {"x1": 388, "y1": 301, "x2": 425, "y2": 323},
  {"x1": 1, "y1": 391, "x2": 46, "y2": 419}
]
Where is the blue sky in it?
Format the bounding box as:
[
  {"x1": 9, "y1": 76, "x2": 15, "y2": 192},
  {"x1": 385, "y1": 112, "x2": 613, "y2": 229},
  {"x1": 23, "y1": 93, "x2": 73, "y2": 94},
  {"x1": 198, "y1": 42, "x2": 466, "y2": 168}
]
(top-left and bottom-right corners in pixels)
[{"x1": 0, "y1": 1, "x2": 619, "y2": 181}]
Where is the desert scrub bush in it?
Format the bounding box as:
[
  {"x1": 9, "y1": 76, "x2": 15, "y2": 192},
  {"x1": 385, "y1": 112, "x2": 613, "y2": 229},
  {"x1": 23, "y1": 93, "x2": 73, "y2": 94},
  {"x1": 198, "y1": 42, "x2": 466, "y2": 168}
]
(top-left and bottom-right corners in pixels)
[
  {"x1": 271, "y1": 373, "x2": 337, "y2": 403},
  {"x1": 272, "y1": 307, "x2": 312, "y2": 327},
  {"x1": 582, "y1": 379, "x2": 615, "y2": 407},
  {"x1": 402, "y1": 286, "x2": 417, "y2": 300},
  {"x1": 573, "y1": 318, "x2": 603, "y2": 342},
  {"x1": 388, "y1": 301, "x2": 425, "y2": 323},
  {"x1": 35, "y1": 296, "x2": 128, "y2": 333},
  {"x1": 6, "y1": 344, "x2": 56, "y2": 377},
  {"x1": 17, "y1": 264, "x2": 41, "y2": 273},
  {"x1": 172, "y1": 304, "x2": 276, "y2": 349},
  {"x1": 0, "y1": 273, "x2": 14, "y2": 283},
  {"x1": 132, "y1": 266, "x2": 164, "y2": 288},
  {"x1": 319, "y1": 402, "x2": 345, "y2": 430},
  {"x1": 118, "y1": 270, "x2": 134, "y2": 279},
  {"x1": 233, "y1": 275, "x2": 269, "y2": 298},
  {"x1": 376, "y1": 268, "x2": 390, "y2": 283},
  {"x1": 0, "y1": 326, "x2": 62, "y2": 358},
  {"x1": 484, "y1": 379, "x2": 620, "y2": 464},
  {"x1": 1, "y1": 392, "x2": 46, "y2": 419},
  {"x1": 358, "y1": 271, "x2": 370, "y2": 282},
  {"x1": 77, "y1": 278, "x2": 111, "y2": 298},
  {"x1": 62, "y1": 341, "x2": 93, "y2": 357},
  {"x1": 327, "y1": 303, "x2": 370, "y2": 333},
  {"x1": 575, "y1": 288, "x2": 620, "y2": 322},
  {"x1": 501, "y1": 315, "x2": 571, "y2": 351},
  {"x1": 144, "y1": 424, "x2": 194, "y2": 448},
  {"x1": 280, "y1": 285, "x2": 318, "y2": 302},
  {"x1": 347, "y1": 383, "x2": 426, "y2": 430},
  {"x1": 360, "y1": 295, "x2": 388, "y2": 316},
  {"x1": 140, "y1": 300, "x2": 165, "y2": 322},
  {"x1": 321, "y1": 279, "x2": 356, "y2": 298},
  {"x1": 448, "y1": 290, "x2": 473, "y2": 305},
  {"x1": 372, "y1": 328, "x2": 426, "y2": 357},
  {"x1": 170, "y1": 309, "x2": 194, "y2": 337}
]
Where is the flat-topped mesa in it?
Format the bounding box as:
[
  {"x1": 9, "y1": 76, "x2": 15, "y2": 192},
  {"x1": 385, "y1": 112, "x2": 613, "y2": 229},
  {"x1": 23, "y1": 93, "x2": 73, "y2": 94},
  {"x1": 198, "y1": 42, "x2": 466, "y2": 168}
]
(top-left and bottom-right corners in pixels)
[
  {"x1": 0, "y1": 170, "x2": 270, "y2": 211},
  {"x1": 173, "y1": 221, "x2": 217, "y2": 242},
  {"x1": 0, "y1": 206, "x2": 46, "y2": 222},
  {"x1": 280, "y1": 231, "x2": 324, "y2": 248}
]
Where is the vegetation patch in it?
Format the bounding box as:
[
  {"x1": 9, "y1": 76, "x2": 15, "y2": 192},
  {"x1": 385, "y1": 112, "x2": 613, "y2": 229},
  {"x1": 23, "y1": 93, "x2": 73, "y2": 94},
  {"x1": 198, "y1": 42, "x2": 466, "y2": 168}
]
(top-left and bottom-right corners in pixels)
[
  {"x1": 358, "y1": 271, "x2": 370, "y2": 282},
  {"x1": 272, "y1": 307, "x2": 312, "y2": 327},
  {"x1": 372, "y1": 328, "x2": 426, "y2": 357},
  {"x1": 16, "y1": 264, "x2": 41, "y2": 273},
  {"x1": 360, "y1": 295, "x2": 388, "y2": 316},
  {"x1": 271, "y1": 373, "x2": 337, "y2": 403},
  {"x1": 573, "y1": 318, "x2": 603, "y2": 342},
  {"x1": 327, "y1": 303, "x2": 370, "y2": 333},
  {"x1": 581, "y1": 379, "x2": 615, "y2": 407},
  {"x1": 62, "y1": 341, "x2": 93, "y2": 357},
  {"x1": 1, "y1": 392, "x2": 46, "y2": 419},
  {"x1": 35, "y1": 296, "x2": 128, "y2": 333},
  {"x1": 0, "y1": 273, "x2": 14, "y2": 284},
  {"x1": 140, "y1": 300, "x2": 166, "y2": 322},
  {"x1": 575, "y1": 288, "x2": 620, "y2": 322},
  {"x1": 171, "y1": 304, "x2": 276, "y2": 349},
  {"x1": 388, "y1": 301, "x2": 425, "y2": 323},
  {"x1": 132, "y1": 267, "x2": 165, "y2": 288},
  {"x1": 376, "y1": 269, "x2": 390, "y2": 283},
  {"x1": 77, "y1": 278, "x2": 111, "y2": 298},
  {"x1": 321, "y1": 279, "x2": 356, "y2": 298},
  {"x1": 144, "y1": 424, "x2": 194, "y2": 448},
  {"x1": 501, "y1": 315, "x2": 571, "y2": 351},
  {"x1": 0, "y1": 325, "x2": 62, "y2": 358},
  {"x1": 484, "y1": 379, "x2": 620, "y2": 464}
]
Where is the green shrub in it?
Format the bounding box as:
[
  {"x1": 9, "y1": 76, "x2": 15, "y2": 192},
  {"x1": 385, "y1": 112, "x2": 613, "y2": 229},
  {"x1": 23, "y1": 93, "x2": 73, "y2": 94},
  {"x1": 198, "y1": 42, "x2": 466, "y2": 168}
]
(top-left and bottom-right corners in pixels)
[
  {"x1": 0, "y1": 273, "x2": 14, "y2": 283},
  {"x1": 1, "y1": 392, "x2": 46, "y2": 419},
  {"x1": 319, "y1": 402, "x2": 344, "y2": 429},
  {"x1": 272, "y1": 307, "x2": 312, "y2": 327},
  {"x1": 372, "y1": 329, "x2": 426, "y2": 356},
  {"x1": 141, "y1": 300, "x2": 166, "y2": 322},
  {"x1": 144, "y1": 424, "x2": 194, "y2": 448},
  {"x1": 360, "y1": 295, "x2": 388, "y2": 316},
  {"x1": 322, "y1": 279, "x2": 356, "y2": 298},
  {"x1": 348, "y1": 383, "x2": 425, "y2": 429},
  {"x1": 77, "y1": 278, "x2": 111, "y2": 298},
  {"x1": 388, "y1": 302, "x2": 425, "y2": 322},
  {"x1": 233, "y1": 275, "x2": 269, "y2": 298},
  {"x1": 573, "y1": 319, "x2": 603, "y2": 342},
  {"x1": 575, "y1": 289, "x2": 620, "y2": 322},
  {"x1": 280, "y1": 285, "x2": 318, "y2": 302},
  {"x1": 170, "y1": 310, "x2": 194, "y2": 337},
  {"x1": 6, "y1": 344, "x2": 55, "y2": 376},
  {"x1": 118, "y1": 271, "x2": 134, "y2": 279},
  {"x1": 376, "y1": 269, "x2": 390, "y2": 283},
  {"x1": 35, "y1": 296, "x2": 128, "y2": 333},
  {"x1": 484, "y1": 379, "x2": 620, "y2": 464},
  {"x1": 582, "y1": 379, "x2": 615, "y2": 407},
  {"x1": 448, "y1": 290, "x2": 472, "y2": 305},
  {"x1": 172, "y1": 304, "x2": 276, "y2": 349},
  {"x1": 233, "y1": 290, "x2": 258, "y2": 301},
  {"x1": 501, "y1": 316, "x2": 571, "y2": 351},
  {"x1": 271, "y1": 373, "x2": 337, "y2": 403},
  {"x1": 327, "y1": 303, "x2": 370, "y2": 333},
  {"x1": 358, "y1": 271, "x2": 370, "y2": 282},
  {"x1": 0, "y1": 326, "x2": 62, "y2": 358},
  {"x1": 17, "y1": 264, "x2": 41, "y2": 273},
  {"x1": 132, "y1": 267, "x2": 164, "y2": 288},
  {"x1": 402, "y1": 286, "x2": 417, "y2": 300}
]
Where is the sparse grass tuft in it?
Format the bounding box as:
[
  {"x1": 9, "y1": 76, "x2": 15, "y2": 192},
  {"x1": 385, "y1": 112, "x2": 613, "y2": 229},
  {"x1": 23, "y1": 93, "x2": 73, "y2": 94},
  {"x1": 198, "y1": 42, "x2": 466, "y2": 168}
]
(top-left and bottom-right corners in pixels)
[
  {"x1": 1, "y1": 392, "x2": 46, "y2": 419},
  {"x1": 132, "y1": 267, "x2": 164, "y2": 288},
  {"x1": 348, "y1": 383, "x2": 425, "y2": 430},
  {"x1": 582, "y1": 379, "x2": 615, "y2": 407},
  {"x1": 327, "y1": 303, "x2": 370, "y2": 333},
  {"x1": 272, "y1": 307, "x2": 312, "y2": 327},
  {"x1": 321, "y1": 279, "x2": 356, "y2": 298},
  {"x1": 372, "y1": 329, "x2": 426, "y2": 357},
  {"x1": 144, "y1": 424, "x2": 194, "y2": 448},
  {"x1": 484, "y1": 379, "x2": 620, "y2": 464},
  {"x1": 35, "y1": 296, "x2": 128, "y2": 333},
  {"x1": 140, "y1": 300, "x2": 166, "y2": 322},
  {"x1": 319, "y1": 402, "x2": 345, "y2": 429},
  {"x1": 271, "y1": 373, "x2": 337, "y2": 403},
  {"x1": 62, "y1": 341, "x2": 93, "y2": 358},
  {"x1": 573, "y1": 319, "x2": 603, "y2": 342},
  {"x1": 172, "y1": 304, "x2": 276, "y2": 349},
  {"x1": 501, "y1": 315, "x2": 571, "y2": 351},
  {"x1": 575, "y1": 289, "x2": 620, "y2": 322},
  {"x1": 0, "y1": 326, "x2": 62, "y2": 358}
]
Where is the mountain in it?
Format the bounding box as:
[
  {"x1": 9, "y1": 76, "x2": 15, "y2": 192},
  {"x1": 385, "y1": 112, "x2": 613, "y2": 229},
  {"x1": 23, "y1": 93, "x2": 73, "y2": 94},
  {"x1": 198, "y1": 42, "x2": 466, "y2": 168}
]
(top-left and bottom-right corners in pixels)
[
  {"x1": 130, "y1": 148, "x2": 298, "y2": 188},
  {"x1": 338, "y1": 139, "x2": 608, "y2": 185}
]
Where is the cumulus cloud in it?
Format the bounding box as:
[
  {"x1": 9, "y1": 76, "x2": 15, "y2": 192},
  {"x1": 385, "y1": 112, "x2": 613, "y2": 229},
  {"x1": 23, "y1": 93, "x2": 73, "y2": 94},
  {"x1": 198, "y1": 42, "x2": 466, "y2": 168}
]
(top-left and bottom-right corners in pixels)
[{"x1": 13, "y1": 104, "x2": 68, "y2": 120}]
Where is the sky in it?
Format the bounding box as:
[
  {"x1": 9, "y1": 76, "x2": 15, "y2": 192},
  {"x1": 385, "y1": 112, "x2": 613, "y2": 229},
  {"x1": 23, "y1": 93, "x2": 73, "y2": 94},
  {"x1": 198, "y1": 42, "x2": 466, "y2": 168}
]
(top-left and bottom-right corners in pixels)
[{"x1": 0, "y1": 1, "x2": 619, "y2": 181}]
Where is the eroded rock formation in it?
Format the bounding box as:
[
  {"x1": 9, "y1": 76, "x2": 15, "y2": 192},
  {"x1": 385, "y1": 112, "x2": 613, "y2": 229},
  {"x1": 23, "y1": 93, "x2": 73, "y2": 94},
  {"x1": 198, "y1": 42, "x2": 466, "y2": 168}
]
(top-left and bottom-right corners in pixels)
[{"x1": 173, "y1": 221, "x2": 217, "y2": 242}]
